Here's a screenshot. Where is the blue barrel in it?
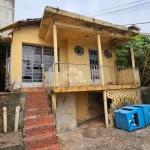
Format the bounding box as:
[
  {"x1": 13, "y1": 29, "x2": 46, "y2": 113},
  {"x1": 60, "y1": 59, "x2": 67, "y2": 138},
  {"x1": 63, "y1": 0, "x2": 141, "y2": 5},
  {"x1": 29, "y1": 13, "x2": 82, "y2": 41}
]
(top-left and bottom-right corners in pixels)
[{"x1": 114, "y1": 104, "x2": 150, "y2": 131}]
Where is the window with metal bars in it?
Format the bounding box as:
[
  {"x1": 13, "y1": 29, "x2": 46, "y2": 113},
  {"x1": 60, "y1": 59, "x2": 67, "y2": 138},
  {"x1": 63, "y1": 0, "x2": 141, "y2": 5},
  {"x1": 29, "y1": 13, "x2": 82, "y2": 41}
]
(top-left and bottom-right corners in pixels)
[{"x1": 22, "y1": 45, "x2": 59, "y2": 83}]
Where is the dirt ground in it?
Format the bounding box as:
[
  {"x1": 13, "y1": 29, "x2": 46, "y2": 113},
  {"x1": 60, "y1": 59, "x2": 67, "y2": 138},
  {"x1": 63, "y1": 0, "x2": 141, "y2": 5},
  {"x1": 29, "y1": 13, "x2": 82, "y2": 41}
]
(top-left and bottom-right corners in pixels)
[
  {"x1": 58, "y1": 117, "x2": 150, "y2": 150},
  {"x1": 0, "y1": 131, "x2": 23, "y2": 149}
]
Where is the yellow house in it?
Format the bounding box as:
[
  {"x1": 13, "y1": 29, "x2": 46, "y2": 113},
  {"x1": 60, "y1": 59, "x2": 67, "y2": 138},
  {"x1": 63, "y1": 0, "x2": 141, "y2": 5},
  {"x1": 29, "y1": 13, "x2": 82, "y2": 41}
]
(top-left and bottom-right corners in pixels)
[{"x1": 0, "y1": 6, "x2": 141, "y2": 133}]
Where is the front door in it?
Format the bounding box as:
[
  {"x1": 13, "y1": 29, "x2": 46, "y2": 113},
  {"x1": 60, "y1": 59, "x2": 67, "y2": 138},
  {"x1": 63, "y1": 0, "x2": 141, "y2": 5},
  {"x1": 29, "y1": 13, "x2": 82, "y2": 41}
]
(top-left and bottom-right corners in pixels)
[
  {"x1": 89, "y1": 49, "x2": 101, "y2": 85},
  {"x1": 22, "y1": 45, "x2": 54, "y2": 86}
]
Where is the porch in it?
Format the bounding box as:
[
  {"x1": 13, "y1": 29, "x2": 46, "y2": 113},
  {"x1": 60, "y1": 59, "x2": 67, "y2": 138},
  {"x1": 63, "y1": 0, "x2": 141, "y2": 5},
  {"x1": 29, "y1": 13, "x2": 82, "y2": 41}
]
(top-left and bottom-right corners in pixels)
[{"x1": 43, "y1": 63, "x2": 140, "y2": 92}]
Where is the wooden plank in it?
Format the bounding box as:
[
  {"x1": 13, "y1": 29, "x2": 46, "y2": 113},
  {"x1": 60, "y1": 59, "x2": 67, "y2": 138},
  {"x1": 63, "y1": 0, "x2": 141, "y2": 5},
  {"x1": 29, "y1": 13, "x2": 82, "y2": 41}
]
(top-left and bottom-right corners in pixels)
[{"x1": 103, "y1": 91, "x2": 109, "y2": 128}]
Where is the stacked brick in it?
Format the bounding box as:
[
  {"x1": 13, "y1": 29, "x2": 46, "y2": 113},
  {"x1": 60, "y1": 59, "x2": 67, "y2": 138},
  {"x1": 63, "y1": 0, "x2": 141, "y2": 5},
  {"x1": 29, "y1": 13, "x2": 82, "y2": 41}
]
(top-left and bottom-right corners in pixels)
[{"x1": 23, "y1": 91, "x2": 60, "y2": 150}]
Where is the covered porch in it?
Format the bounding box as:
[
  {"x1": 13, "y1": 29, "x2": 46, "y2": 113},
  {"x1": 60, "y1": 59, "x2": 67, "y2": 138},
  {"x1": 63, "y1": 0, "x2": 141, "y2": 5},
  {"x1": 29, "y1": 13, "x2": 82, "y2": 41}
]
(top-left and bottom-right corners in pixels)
[
  {"x1": 39, "y1": 7, "x2": 140, "y2": 93},
  {"x1": 43, "y1": 63, "x2": 140, "y2": 92}
]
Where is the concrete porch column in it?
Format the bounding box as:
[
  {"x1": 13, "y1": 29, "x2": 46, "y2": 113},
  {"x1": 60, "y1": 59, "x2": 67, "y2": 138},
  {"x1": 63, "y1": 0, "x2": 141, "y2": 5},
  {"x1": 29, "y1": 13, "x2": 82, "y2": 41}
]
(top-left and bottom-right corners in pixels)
[
  {"x1": 53, "y1": 24, "x2": 58, "y2": 86},
  {"x1": 51, "y1": 94, "x2": 57, "y2": 117},
  {"x1": 97, "y1": 34, "x2": 104, "y2": 85}
]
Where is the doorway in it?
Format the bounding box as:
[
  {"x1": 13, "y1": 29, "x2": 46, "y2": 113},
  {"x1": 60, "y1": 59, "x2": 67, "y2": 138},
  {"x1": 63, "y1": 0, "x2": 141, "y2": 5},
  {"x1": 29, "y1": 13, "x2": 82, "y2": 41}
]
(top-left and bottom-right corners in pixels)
[
  {"x1": 22, "y1": 45, "x2": 54, "y2": 86},
  {"x1": 0, "y1": 42, "x2": 11, "y2": 92},
  {"x1": 0, "y1": 51, "x2": 6, "y2": 91},
  {"x1": 76, "y1": 92, "x2": 105, "y2": 128},
  {"x1": 89, "y1": 49, "x2": 101, "y2": 84}
]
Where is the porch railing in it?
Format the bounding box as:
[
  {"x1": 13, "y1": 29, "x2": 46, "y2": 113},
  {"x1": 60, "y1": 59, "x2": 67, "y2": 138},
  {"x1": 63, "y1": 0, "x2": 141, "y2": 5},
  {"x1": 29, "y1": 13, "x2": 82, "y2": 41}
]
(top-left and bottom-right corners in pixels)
[{"x1": 43, "y1": 63, "x2": 140, "y2": 87}]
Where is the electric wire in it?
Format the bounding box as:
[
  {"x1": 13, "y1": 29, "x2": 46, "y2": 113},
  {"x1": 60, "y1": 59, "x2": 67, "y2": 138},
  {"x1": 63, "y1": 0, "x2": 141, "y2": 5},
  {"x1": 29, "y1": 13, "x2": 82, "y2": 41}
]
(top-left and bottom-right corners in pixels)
[
  {"x1": 97, "y1": 4, "x2": 150, "y2": 17},
  {"x1": 123, "y1": 22, "x2": 150, "y2": 26},
  {"x1": 91, "y1": 2, "x2": 150, "y2": 17},
  {"x1": 1, "y1": 1, "x2": 150, "y2": 31},
  {"x1": 85, "y1": 0, "x2": 143, "y2": 16}
]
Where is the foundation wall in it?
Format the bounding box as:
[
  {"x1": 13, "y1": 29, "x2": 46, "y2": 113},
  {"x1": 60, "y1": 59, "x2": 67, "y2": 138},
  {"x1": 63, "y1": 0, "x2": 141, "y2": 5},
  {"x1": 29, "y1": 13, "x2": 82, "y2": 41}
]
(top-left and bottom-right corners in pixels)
[
  {"x1": 56, "y1": 92, "x2": 77, "y2": 133},
  {"x1": 76, "y1": 92, "x2": 89, "y2": 123}
]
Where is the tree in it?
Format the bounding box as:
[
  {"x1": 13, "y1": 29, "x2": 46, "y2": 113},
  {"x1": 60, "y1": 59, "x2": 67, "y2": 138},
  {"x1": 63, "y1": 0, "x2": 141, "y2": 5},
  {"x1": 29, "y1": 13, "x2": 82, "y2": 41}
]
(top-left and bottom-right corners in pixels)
[{"x1": 116, "y1": 34, "x2": 150, "y2": 87}]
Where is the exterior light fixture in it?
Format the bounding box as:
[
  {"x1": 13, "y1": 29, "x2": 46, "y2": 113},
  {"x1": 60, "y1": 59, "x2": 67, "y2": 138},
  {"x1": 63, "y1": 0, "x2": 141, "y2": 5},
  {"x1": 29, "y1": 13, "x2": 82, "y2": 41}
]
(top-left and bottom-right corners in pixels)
[{"x1": 85, "y1": 36, "x2": 89, "y2": 40}]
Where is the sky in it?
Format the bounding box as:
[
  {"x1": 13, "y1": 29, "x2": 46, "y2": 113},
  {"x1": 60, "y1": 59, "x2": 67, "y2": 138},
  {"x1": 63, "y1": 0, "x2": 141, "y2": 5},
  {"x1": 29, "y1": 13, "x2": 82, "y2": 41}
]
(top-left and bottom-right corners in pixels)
[{"x1": 15, "y1": 0, "x2": 150, "y2": 33}]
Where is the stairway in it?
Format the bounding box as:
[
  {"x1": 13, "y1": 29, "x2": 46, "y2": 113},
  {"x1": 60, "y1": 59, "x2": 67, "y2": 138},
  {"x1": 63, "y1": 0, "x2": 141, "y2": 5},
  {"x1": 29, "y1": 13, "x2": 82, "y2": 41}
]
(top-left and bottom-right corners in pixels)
[{"x1": 23, "y1": 91, "x2": 60, "y2": 150}]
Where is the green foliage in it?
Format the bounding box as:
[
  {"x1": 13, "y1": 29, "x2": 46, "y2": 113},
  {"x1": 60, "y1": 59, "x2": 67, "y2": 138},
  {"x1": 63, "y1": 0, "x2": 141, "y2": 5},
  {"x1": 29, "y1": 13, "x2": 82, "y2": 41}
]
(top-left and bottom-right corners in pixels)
[{"x1": 116, "y1": 34, "x2": 150, "y2": 86}]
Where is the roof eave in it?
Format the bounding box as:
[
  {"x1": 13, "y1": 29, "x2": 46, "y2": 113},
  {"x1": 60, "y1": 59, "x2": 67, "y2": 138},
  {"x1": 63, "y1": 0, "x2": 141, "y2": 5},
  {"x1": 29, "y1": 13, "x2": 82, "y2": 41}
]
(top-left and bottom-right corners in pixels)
[{"x1": 43, "y1": 6, "x2": 139, "y2": 35}]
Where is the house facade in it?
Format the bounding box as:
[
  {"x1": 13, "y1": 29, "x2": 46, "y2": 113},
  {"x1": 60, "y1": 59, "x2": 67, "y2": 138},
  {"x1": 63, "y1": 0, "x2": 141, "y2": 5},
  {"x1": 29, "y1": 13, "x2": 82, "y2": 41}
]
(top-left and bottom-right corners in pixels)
[{"x1": 0, "y1": 6, "x2": 141, "y2": 133}]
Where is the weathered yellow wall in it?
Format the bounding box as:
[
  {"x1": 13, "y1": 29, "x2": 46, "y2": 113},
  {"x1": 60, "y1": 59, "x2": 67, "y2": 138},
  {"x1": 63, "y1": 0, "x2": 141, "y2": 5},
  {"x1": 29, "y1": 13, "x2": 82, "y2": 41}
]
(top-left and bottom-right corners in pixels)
[
  {"x1": 76, "y1": 92, "x2": 89, "y2": 123},
  {"x1": 76, "y1": 92, "x2": 104, "y2": 123},
  {"x1": 67, "y1": 39, "x2": 116, "y2": 65},
  {"x1": 102, "y1": 44, "x2": 116, "y2": 66},
  {"x1": 68, "y1": 39, "x2": 89, "y2": 64},
  {"x1": 11, "y1": 26, "x2": 53, "y2": 84},
  {"x1": 64, "y1": 38, "x2": 116, "y2": 86},
  {"x1": 58, "y1": 40, "x2": 68, "y2": 63},
  {"x1": 11, "y1": 26, "x2": 116, "y2": 85}
]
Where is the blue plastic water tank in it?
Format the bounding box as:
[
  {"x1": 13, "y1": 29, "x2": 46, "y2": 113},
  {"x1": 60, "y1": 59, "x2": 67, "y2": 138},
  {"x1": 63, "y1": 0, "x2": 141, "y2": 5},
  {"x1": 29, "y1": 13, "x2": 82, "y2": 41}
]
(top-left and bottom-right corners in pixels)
[
  {"x1": 114, "y1": 104, "x2": 150, "y2": 131},
  {"x1": 132, "y1": 104, "x2": 150, "y2": 126}
]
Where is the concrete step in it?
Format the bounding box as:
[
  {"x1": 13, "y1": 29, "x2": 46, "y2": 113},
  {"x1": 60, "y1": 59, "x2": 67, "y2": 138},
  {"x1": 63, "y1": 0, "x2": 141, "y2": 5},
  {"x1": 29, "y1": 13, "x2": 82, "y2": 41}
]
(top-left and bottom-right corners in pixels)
[
  {"x1": 24, "y1": 115, "x2": 54, "y2": 128},
  {"x1": 23, "y1": 91, "x2": 59, "y2": 150},
  {"x1": 26, "y1": 91, "x2": 47, "y2": 98},
  {"x1": 24, "y1": 134, "x2": 58, "y2": 150},
  {"x1": 25, "y1": 107, "x2": 51, "y2": 118},
  {"x1": 26, "y1": 100, "x2": 50, "y2": 109},
  {"x1": 24, "y1": 124, "x2": 56, "y2": 138},
  {"x1": 26, "y1": 91, "x2": 48, "y2": 102},
  {"x1": 38, "y1": 144, "x2": 60, "y2": 150},
  {"x1": 26, "y1": 95, "x2": 48, "y2": 102}
]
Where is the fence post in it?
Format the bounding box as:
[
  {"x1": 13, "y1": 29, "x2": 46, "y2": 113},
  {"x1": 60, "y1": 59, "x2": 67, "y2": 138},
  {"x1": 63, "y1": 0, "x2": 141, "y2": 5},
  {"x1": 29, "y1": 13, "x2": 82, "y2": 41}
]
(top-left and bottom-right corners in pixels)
[
  {"x1": 3, "y1": 107, "x2": 7, "y2": 133},
  {"x1": 14, "y1": 106, "x2": 20, "y2": 132}
]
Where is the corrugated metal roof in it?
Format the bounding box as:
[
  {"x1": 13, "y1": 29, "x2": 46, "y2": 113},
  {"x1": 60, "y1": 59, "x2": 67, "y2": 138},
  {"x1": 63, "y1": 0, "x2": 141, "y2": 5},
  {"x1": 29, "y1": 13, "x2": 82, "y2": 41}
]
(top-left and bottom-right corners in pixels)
[{"x1": 0, "y1": 18, "x2": 41, "y2": 33}]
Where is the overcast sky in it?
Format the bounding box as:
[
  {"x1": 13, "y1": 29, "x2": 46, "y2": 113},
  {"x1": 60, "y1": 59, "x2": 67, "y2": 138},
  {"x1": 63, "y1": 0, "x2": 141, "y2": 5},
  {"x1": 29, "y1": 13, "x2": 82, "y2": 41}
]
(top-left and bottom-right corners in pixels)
[{"x1": 15, "y1": 0, "x2": 150, "y2": 33}]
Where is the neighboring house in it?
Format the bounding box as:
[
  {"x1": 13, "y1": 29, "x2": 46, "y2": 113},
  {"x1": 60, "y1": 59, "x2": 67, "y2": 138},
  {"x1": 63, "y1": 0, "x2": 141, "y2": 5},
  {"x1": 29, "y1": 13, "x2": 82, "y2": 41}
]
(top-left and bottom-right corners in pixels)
[
  {"x1": 0, "y1": 0, "x2": 15, "y2": 28},
  {"x1": 0, "y1": 0, "x2": 15, "y2": 91},
  {"x1": 0, "y1": 6, "x2": 141, "y2": 133}
]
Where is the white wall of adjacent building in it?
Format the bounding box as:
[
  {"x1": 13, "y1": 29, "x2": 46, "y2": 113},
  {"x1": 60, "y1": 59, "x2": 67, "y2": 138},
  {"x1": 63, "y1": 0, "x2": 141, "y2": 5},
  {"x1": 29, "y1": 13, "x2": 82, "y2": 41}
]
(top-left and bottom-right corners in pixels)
[{"x1": 0, "y1": 0, "x2": 15, "y2": 27}]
